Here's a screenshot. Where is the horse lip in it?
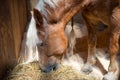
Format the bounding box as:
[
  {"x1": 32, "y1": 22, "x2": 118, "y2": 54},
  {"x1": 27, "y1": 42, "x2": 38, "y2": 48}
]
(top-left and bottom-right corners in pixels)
[{"x1": 42, "y1": 68, "x2": 52, "y2": 73}]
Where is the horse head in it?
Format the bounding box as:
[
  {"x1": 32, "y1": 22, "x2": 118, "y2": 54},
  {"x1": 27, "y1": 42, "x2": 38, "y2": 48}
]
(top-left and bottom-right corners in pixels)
[{"x1": 33, "y1": 9, "x2": 68, "y2": 73}]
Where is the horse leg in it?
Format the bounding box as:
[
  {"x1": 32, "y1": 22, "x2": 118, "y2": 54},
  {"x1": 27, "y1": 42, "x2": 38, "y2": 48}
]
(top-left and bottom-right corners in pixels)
[
  {"x1": 103, "y1": 7, "x2": 120, "y2": 80},
  {"x1": 81, "y1": 14, "x2": 97, "y2": 74}
]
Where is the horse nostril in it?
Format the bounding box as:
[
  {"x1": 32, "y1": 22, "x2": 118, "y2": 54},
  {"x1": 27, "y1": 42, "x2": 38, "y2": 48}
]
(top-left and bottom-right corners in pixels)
[
  {"x1": 42, "y1": 70, "x2": 47, "y2": 73},
  {"x1": 53, "y1": 64, "x2": 59, "y2": 71},
  {"x1": 53, "y1": 66, "x2": 57, "y2": 71}
]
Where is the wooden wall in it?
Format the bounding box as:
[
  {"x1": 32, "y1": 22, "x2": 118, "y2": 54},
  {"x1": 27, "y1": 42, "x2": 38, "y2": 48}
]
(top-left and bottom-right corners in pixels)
[{"x1": 0, "y1": 0, "x2": 27, "y2": 79}]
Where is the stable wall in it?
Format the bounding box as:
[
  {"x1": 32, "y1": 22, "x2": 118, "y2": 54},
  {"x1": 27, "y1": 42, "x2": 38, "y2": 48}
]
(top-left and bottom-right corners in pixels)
[{"x1": 0, "y1": 0, "x2": 27, "y2": 79}]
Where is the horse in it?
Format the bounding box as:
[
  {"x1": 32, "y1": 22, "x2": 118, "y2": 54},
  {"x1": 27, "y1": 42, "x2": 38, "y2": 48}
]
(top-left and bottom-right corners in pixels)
[
  {"x1": 26, "y1": 0, "x2": 69, "y2": 73},
  {"x1": 71, "y1": 1, "x2": 120, "y2": 80},
  {"x1": 26, "y1": 0, "x2": 120, "y2": 79}
]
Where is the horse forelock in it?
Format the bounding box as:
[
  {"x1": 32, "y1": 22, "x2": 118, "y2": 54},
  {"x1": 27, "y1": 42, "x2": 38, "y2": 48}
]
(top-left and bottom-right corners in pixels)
[
  {"x1": 35, "y1": 0, "x2": 60, "y2": 21},
  {"x1": 35, "y1": 0, "x2": 72, "y2": 24}
]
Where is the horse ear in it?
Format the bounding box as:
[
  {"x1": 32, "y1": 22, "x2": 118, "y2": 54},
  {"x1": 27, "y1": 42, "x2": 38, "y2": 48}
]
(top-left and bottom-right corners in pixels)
[
  {"x1": 33, "y1": 8, "x2": 45, "y2": 41},
  {"x1": 33, "y1": 8, "x2": 43, "y2": 27}
]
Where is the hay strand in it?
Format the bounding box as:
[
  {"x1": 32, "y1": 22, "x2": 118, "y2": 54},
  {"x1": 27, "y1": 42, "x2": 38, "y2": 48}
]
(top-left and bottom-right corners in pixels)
[{"x1": 7, "y1": 61, "x2": 97, "y2": 80}]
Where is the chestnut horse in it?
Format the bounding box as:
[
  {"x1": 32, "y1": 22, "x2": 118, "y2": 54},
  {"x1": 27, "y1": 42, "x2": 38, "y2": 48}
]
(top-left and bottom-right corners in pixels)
[{"x1": 26, "y1": 0, "x2": 120, "y2": 79}]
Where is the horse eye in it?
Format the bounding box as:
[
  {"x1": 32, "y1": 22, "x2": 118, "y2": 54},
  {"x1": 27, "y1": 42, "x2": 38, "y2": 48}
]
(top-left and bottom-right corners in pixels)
[{"x1": 40, "y1": 43, "x2": 44, "y2": 46}]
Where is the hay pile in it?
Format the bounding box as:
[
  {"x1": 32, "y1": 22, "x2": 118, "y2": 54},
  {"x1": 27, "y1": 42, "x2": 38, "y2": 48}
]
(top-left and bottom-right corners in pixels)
[{"x1": 7, "y1": 61, "x2": 96, "y2": 80}]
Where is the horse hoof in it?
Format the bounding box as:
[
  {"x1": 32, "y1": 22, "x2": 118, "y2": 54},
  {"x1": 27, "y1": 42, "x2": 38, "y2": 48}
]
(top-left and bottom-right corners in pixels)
[
  {"x1": 103, "y1": 72, "x2": 115, "y2": 80},
  {"x1": 81, "y1": 63, "x2": 93, "y2": 74}
]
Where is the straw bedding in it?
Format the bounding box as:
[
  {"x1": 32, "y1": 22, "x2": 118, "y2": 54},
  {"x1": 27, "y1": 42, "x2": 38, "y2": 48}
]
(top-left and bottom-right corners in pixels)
[{"x1": 6, "y1": 61, "x2": 97, "y2": 80}]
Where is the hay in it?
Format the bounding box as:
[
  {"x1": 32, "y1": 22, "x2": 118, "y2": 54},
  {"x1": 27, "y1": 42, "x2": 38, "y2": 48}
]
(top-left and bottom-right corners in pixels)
[{"x1": 7, "y1": 61, "x2": 96, "y2": 80}]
